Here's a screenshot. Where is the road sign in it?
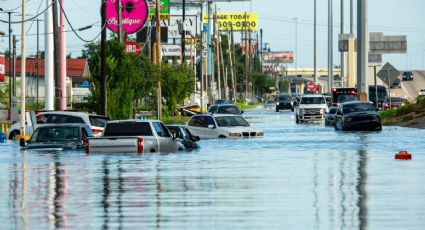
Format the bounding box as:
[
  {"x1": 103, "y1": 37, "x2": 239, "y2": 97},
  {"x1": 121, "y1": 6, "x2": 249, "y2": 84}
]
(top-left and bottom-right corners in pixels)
[
  {"x1": 370, "y1": 32, "x2": 407, "y2": 54},
  {"x1": 368, "y1": 53, "x2": 382, "y2": 64},
  {"x1": 377, "y1": 62, "x2": 400, "y2": 86},
  {"x1": 307, "y1": 81, "x2": 317, "y2": 92},
  {"x1": 0, "y1": 55, "x2": 4, "y2": 83},
  {"x1": 106, "y1": 0, "x2": 149, "y2": 34}
]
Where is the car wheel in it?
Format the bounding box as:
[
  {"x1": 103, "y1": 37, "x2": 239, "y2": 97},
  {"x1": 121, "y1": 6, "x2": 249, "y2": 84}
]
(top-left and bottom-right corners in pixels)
[
  {"x1": 296, "y1": 116, "x2": 300, "y2": 124},
  {"x1": 376, "y1": 125, "x2": 382, "y2": 131},
  {"x1": 276, "y1": 108, "x2": 280, "y2": 112},
  {"x1": 291, "y1": 107, "x2": 294, "y2": 112},
  {"x1": 9, "y1": 130, "x2": 19, "y2": 140}
]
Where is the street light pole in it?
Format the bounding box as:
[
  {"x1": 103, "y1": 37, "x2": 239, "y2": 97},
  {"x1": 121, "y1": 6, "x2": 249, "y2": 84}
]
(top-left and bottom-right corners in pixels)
[
  {"x1": 314, "y1": 0, "x2": 318, "y2": 84},
  {"x1": 293, "y1": 17, "x2": 298, "y2": 76}
]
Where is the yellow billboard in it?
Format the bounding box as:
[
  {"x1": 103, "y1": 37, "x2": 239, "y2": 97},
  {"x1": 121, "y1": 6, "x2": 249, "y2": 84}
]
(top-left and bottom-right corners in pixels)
[{"x1": 202, "y1": 12, "x2": 258, "y2": 31}]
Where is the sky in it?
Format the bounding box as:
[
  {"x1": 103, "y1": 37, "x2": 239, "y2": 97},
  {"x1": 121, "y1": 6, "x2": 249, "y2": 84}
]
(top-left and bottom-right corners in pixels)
[{"x1": 1, "y1": 0, "x2": 425, "y2": 71}]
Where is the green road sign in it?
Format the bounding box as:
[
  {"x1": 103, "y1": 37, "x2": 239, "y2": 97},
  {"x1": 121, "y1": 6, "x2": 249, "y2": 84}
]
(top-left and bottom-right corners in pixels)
[{"x1": 148, "y1": 0, "x2": 170, "y2": 20}]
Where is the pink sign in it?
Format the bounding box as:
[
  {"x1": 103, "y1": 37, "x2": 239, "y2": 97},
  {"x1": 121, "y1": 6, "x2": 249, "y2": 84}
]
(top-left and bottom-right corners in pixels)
[
  {"x1": 0, "y1": 55, "x2": 5, "y2": 83},
  {"x1": 106, "y1": 0, "x2": 149, "y2": 35}
]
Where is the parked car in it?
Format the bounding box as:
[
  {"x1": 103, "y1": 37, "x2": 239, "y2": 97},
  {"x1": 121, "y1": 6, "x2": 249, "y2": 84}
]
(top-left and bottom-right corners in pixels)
[
  {"x1": 208, "y1": 104, "x2": 243, "y2": 115},
  {"x1": 187, "y1": 114, "x2": 263, "y2": 139},
  {"x1": 402, "y1": 71, "x2": 413, "y2": 81},
  {"x1": 325, "y1": 107, "x2": 337, "y2": 126},
  {"x1": 274, "y1": 94, "x2": 294, "y2": 112},
  {"x1": 8, "y1": 111, "x2": 109, "y2": 140},
  {"x1": 382, "y1": 97, "x2": 405, "y2": 110},
  {"x1": 20, "y1": 124, "x2": 93, "y2": 150},
  {"x1": 334, "y1": 101, "x2": 382, "y2": 131},
  {"x1": 390, "y1": 78, "x2": 401, "y2": 89},
  {"x1": 86, "y1": 120, "x2": 185, "y2": 154},
  {"x1": 167, "y1": 124, "x2": 200, "y2": 150},
  {"x1": 264, "y1": 99, "x2": 275, "y2": 109},
  {"x1": 419, "y1": 88, "x2": 425, "y2": 96}
]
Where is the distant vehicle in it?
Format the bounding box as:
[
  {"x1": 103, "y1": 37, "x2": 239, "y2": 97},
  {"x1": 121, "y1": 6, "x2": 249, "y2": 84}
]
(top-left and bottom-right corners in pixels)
[
  {"x1": 369, "y1": 85, "x2": 388, "y2": 109},
  {"x1": 8, "y1": 111, "x2": 109, "y2": 140},
  {"x1": 86, "y1": 120, "x2": 185, "y2": 154},
  {"x1": 383, "y1": 97, "x2": 405, "y2": 110},
  {"x1": 419, "y1": 88, "x2": 425, "y2": 96},
  {"x1": 264, "y1": 99, "x2": 275, "y2": 109},
  {"x1": 402, "y1": 71, "x2": 413, "y2": 81},
  {"x1": 295, "y1": 94, "x2": 328, "y2": 123},
  {"x1": 325, "y1": 107, "x2": 337, "y2": 126},
  {"x1": 274, "y1": 94, "x2": 294, "y2": 112},
  {"x1": 331, "y1": 87, "x2": 357, "y2": 106},
  {"x1": 391, "y1": 78, "x2": 401, "y2": 89},
  {"x1": 334, "y1": 101, "x2": 382, "y2": 131},
  {"x1": 187, "y1": 114, "x2": 263, "y2": 139},
  {"x1": 167, "y1": 125, "x2": 200, "y2": 150},
  {"x1": 20, "y1": 124, "x2": 93, "y2": 151},
  {"x1": 208, "y1": 104, "x2": 243, "y2": 115}
]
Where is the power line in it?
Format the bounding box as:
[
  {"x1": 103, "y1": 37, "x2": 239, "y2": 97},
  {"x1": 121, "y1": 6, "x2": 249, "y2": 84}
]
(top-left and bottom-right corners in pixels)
[
  {"x1": 0, "y1": 0, "x2": 53, "y2": 24},
  {"x1": 57, "y1": 0, "x2": 106, "y2": 43}
]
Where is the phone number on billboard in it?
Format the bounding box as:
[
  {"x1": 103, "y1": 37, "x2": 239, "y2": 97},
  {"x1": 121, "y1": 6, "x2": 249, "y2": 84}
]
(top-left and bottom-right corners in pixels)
[{"x1": 218, "y1": 21, "x2": 257, "y2": 31}]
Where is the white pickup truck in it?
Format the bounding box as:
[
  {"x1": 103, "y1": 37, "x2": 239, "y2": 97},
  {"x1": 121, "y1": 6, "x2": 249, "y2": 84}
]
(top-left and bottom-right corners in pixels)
[
  {"x1": 85, "y1": 120, "x2": 185, "y2": 154},
  {"x1": 295, "y1": 94, "x2": 329, "y2": 123}
]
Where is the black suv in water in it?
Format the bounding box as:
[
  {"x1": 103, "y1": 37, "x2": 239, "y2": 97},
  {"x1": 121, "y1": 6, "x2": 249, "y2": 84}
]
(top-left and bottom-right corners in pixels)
[{"x1": 275, "y1": 94, "x2": 294, "y2": 112}]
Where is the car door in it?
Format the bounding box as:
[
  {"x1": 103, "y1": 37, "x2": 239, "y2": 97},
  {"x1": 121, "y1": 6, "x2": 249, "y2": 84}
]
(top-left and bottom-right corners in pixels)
[
  {"x1": 334, "y1": 106, "x2": 344, "y2": 130},
  {"x1": 152, "y1": 122, "x2": 175, "y2": 152},
  {"x1": 187, "y1": 115, "x2": 218, "y2": 139}
]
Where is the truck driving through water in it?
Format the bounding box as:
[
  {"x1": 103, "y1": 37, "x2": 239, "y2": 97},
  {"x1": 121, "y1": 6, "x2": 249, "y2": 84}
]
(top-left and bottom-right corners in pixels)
[{"x1": 331, "y1": 87, "x2": 357, "y2": 106}]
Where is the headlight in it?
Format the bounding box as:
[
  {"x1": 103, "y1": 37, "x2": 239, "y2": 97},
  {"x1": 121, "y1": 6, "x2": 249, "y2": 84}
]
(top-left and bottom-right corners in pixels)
[
  {"x1": 256, "y1": 132, "x2": 264, "y2": 137},
  {"x1": 229, "y1": 133, "x2": 242, "y2": 137},
  {"x1": 276, "y1": 102, "x2": 280, "y2": 105},
  {"x1": 320, "y1": 108, "x2": 326, "y2": 114}
]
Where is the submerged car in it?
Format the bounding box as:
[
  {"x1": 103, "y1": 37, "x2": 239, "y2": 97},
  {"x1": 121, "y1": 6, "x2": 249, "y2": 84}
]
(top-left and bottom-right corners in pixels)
[
  {"x1": 167, "y1": 124, "x2": 200, "y2": 150},
  {"x1": 187, "y1": 114, "x2": 263, "y2": 139},
  {"x1": 325, "y1": 107, "x2": 337, "y2": 126},
  {"x1": 20, "y1": 124, "x2": 93, "y2": 150},
  {"x1": 334, "y1": 101, "x2": 382, "y2": 131}
]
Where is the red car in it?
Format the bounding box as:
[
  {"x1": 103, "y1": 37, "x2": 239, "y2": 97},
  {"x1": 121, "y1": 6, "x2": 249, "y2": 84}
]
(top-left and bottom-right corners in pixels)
[{"x1": 383, "y1": 97, "x2": 405, "y2": 110}]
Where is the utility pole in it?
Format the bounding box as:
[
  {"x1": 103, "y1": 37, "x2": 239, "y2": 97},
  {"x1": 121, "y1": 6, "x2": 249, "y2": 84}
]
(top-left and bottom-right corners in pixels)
[
  {"x1": 52, "y1": 0, "x2": 61, "y2": 110},
  {"x1": 214, "y1": 7, "x2": 221, "y2": 99},
  {"x1": 357, "y1": 0, "x2": 368, "y2": 95},
  {"x1": 118, "y1": 0, "x2": 124, "y2": 42},
  {"x1": 199, "y1": 1, "x2": 204, "y2": 111},
  {"x1": 340, "y1": 0, "x2": 345, "y2": 87},
  {"x1": 156, "y1": 0, "x2": 162, "y2": 119},
  {"x1": 350, "y1": 0, "x2": 354, "y2": 34},
  {"x1": 313, "y1": 0, "x2": 319, "y2": 84},
  {"x1": 227, "y1": 30, "x2": 234, "y2": 101},
  {"x1": 100, "y1": 0, "x2": 107, "y2": 116},
  {"x1": 19, "y1": 0, "x2": 27, "y2": 137},
  {"x1": 294, "y1": 17, "x2": 298, "y2": 76},
  {"x1": 44, "y1": 0, "x2": 54, "y2": 111},
  {"x1": 231, "y1": 27, "x2": 237, "y2": 101},
  {"x1": 181, "y1": 0, "x2": 186, "y2": 63},
  {"x1": 328, "y1": 0, "x2": 333, "y2": 91},
  {"x1": 12, "y1": 35, "x2": 16, "y2": 102},
  {"x1": 36, "y1": 18, "x2": 40, "y2": 109},
  {"x1": 244, "y1": 12, "x2": 248, "y2": 100},
  {"x1": 59, "y1": 0, "x2": 67, "y2": 110}
]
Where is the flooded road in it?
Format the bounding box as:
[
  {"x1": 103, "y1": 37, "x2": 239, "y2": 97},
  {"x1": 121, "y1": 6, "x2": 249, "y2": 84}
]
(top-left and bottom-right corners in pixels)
[{"x1": 1, "y1": 108, "x2": 425, "y2": 229}]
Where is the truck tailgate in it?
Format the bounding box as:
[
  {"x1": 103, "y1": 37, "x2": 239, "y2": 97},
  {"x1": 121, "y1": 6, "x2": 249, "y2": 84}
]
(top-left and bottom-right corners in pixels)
[{"x1": 87, "y1": 136, "x2": 142, "y2": 154}]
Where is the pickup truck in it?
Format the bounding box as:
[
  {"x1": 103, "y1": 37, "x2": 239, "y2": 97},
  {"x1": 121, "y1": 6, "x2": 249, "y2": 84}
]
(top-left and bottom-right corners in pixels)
[
  {"x1": 295, "y1": 94, "x2": 328, "y2": 123},
  {"x1": 85, "y1": 120, "x2": 185, "y2": 154}
]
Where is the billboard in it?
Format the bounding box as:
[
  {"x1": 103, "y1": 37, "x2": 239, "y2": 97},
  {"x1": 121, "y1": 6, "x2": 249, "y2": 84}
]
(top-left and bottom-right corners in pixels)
[
  {"x1": 148, "y1": 0, "x2": 170, "y2": 20},
  {"x1": 162, "y1": 44, "x2": 196, "y2": 57},
  {"x1": 0, "y1": 54, "x2": 4, "y2": 83},
  {"x1": 264, "y1": 51, "x2": 294, "y2": 64},
  {"x1": 203, "y1": 12, "x2": 258, "y2": 31},
  {"x1": 106, "y1": 0, "x2": 149, "y2": 34},
  {"x1": 162, "y1": 15, "x2": 197, "y2": 39}
]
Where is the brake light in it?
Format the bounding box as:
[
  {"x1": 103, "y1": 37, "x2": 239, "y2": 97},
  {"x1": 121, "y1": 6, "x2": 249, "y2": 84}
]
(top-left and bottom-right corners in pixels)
[
  {"x1": 332, "y1": 88, "x2": 337, "y2": 92},
  {"x1": 85, "y1": 138, "x2": 90, "y2": 154},
  {"x1": 351, "y1": 90, "x2": 356, "y2": 94},
  {"x1": 92, "y1": 128, "x2": 103, "y2": 135},
  {"x1": 137, "y1": 137, "x2": 144, "y2": 155}
]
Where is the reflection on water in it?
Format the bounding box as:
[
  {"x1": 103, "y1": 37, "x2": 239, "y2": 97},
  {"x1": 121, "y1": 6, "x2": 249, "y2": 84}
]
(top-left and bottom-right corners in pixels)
[{"x1": 1, "y1": 109, "x2": 425, "y2": 229}]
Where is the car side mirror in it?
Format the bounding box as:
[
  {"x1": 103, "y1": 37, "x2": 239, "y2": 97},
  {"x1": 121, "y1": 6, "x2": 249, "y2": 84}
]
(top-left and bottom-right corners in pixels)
[
  {"x1": 172, "y1": 132, "x2": 179, "y2": 140},
  {"x1": 19, "y1": 138, "x2": 27, "y2": 147},
  {"x1": 240, "y1": 110, "x2": 244, "y2": 114},
  {"x1": 194, "y1": 136, "x2": 200, "y2": 142},
  {"x1": 208, "y1": 124, "x2": 215, "y2": 129}
]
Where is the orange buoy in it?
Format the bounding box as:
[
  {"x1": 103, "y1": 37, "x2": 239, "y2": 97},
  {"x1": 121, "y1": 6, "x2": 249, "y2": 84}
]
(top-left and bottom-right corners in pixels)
[{"x1": 395, "y1": 151, "x2": 412, "y2": 160}]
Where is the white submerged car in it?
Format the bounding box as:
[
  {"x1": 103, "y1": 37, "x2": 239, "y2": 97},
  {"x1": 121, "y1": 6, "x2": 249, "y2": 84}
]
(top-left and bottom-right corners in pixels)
[{"x1": 187, "y1": 114, "x2": 263, "y2": 139}]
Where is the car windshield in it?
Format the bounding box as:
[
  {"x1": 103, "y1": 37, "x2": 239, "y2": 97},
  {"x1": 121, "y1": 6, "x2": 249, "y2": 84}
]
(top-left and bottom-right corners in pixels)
[
  {"x1": 278, "y1": 95, "x2": 291, "y2": 101},
  {"x1": 217, "y1": 106, "x2": 240, "y2": 114},
  {"x1": 215, "y1": 116, "x2": 250, "y2": 127},
  {"x1": 300, "y1": 97, "x2": 326, "y2": 104},
  {"x1": 343, "y1": 103, "x2": 375, "y2": 114},
  {"x1": 89, "y1": 115, "x2": 110, "y2": 127},
  {"x1": 31, "y1": 127, "x2": 80, "y2": 142},
  {"x1": 328, "y1": 108, "x2": 337, "y2": 114}
]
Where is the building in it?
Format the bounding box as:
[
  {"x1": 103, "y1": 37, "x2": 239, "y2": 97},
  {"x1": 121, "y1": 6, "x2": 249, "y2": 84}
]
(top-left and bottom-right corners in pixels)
[{"x1": 5, "y1": 58, "x2": 91, "y2": 104}]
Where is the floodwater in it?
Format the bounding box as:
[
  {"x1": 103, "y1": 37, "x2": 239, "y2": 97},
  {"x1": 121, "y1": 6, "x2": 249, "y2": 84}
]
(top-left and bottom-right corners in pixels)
[{"x1": 1, "y1": 108, "x2": 425, "y2": 229}]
